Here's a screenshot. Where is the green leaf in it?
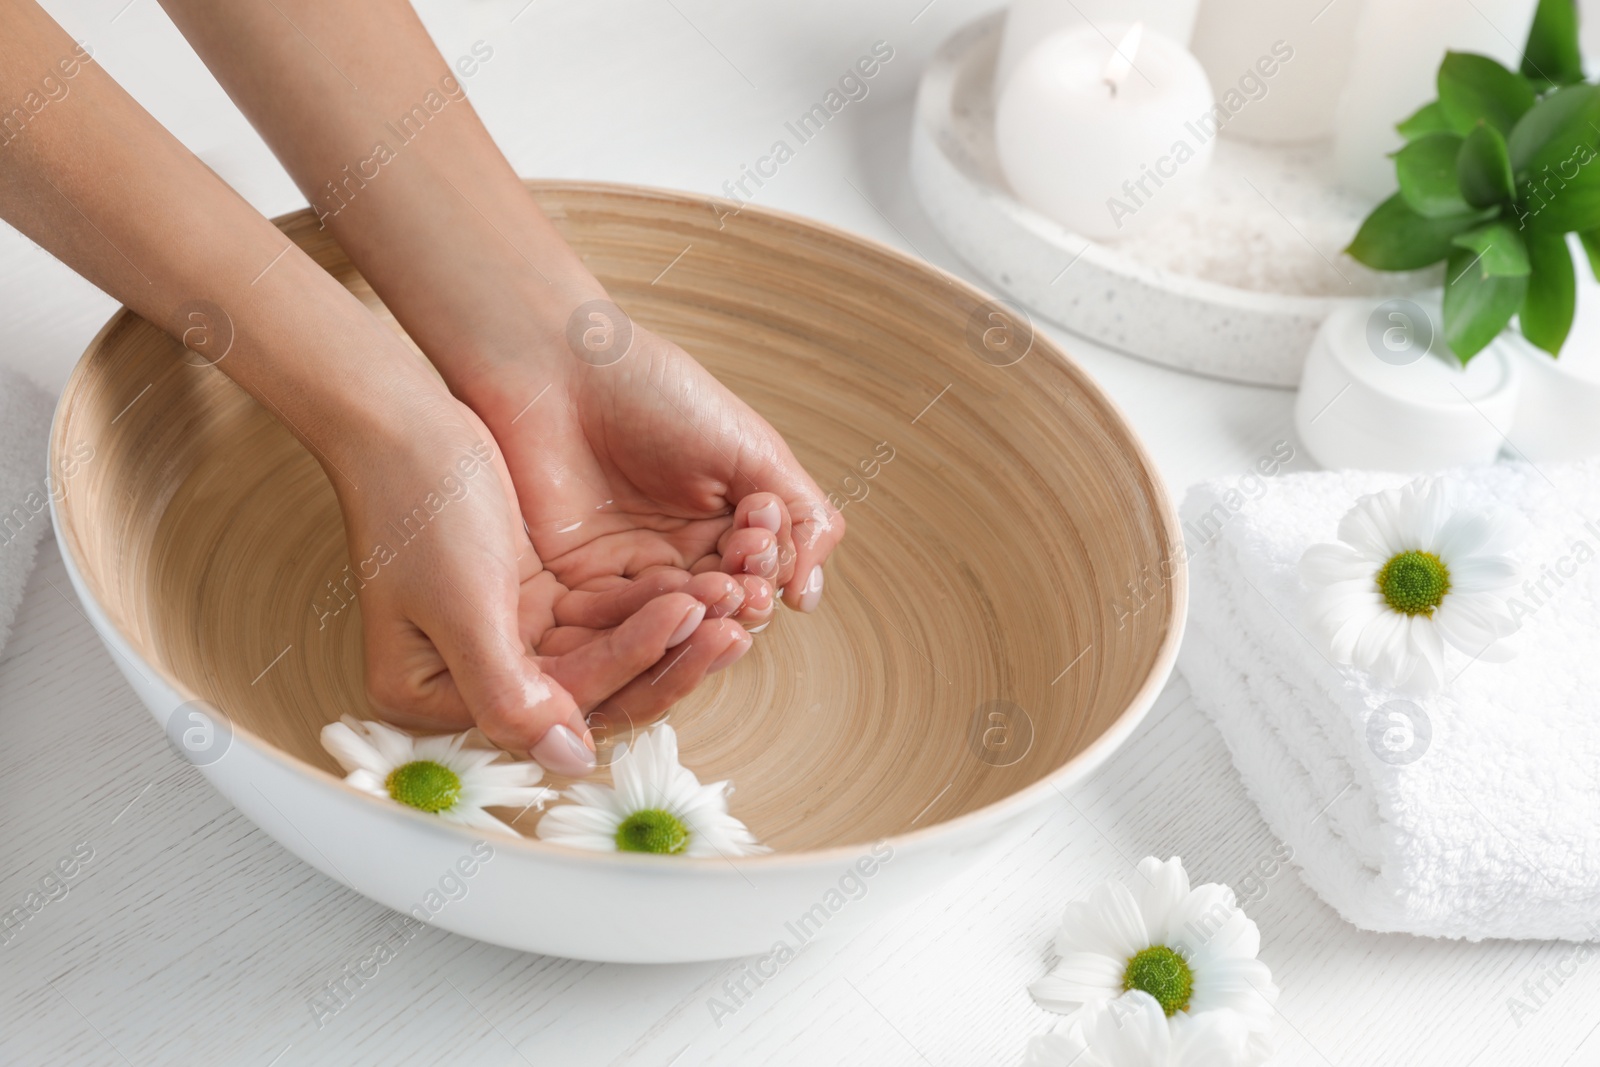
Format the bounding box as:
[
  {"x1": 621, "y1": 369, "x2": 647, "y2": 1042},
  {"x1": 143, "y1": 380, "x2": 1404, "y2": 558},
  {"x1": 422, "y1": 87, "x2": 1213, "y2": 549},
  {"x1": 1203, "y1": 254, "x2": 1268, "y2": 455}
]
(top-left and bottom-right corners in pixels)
[
  {"x1": 1452, "y1": 219, "x2": 1531, "y2": 275},
  {"x1": 1579, "y1": 228, "x2": 1600, "y2": 280},
  {"x1": 1508, "y1": 83, "x2": 1600, "y2": 176},
  {"x1": 1522, "y1": 0, "x2": 1585, "y2": 90},
  {"x1": 1521, "y1": 168, "x2": 1600, "y2": 231},
  {"x1": 1520, "y1": 228, "x2": 1577, "y2": 354},
  {"x1": 1347, "y1": 193, "x2": 1496, "y2": 270},
  {"x1": 1396, "y1": 133, "x2": 1471, "y2": 217},
  {"x1": 1397, "y1": 100, "x2": 1453, "y2": 142},
  {"x1": 1438, "y1": 52, "x2": 1538, "y2": 136},
  {"x1": 1458, "y1": 123, "x2": 1517, "y2": 207},
  {"x1": 1444, "y1": 247, "x2": 1529, "y2": 362}
]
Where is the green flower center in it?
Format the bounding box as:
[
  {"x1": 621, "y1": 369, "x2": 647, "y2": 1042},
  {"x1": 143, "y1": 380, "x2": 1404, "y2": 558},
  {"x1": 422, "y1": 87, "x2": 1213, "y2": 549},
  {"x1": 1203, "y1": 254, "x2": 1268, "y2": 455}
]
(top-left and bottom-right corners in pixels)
[
  {"x1": 386, "y1": 760, "x2": 462, "y2": 814},
  {"x1": 1376, "y1": 550, "x2": 1451, "y2": 616},
  {"x1": 615, "y1": 809, "x2": 690, "y2": 854},
  {"x1": 1123, "y1": 945, "x2": 1194, "y2": 1016}
]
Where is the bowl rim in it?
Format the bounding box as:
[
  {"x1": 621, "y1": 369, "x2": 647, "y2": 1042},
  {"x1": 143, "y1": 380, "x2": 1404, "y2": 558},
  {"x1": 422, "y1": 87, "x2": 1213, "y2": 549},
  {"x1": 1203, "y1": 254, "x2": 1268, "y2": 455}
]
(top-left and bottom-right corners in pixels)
[{"x1": 50, "y1": 179, "x2": 1188, "y2": 871}]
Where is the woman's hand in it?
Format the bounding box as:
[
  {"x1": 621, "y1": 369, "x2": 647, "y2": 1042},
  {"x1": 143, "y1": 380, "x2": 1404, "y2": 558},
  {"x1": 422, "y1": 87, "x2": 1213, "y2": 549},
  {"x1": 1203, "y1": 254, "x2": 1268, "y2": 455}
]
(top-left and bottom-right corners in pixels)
[
  {"x1": 459, "y1": 318, "x2": 845, "y2": 642},
  {"x1": 335, "y1": 386, "x2": 755, "y2": 774}
]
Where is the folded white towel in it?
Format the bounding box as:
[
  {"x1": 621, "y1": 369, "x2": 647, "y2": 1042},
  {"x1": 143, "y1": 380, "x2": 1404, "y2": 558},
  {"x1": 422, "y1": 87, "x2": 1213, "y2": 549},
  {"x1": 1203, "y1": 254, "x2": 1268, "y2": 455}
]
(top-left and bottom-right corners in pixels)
[
  {"x1": 1180, "y1": 460, "x2": 1600, "y2": 941},
  {"x1": 0, "y1": 368, "x2": 54, "y2": 658}
]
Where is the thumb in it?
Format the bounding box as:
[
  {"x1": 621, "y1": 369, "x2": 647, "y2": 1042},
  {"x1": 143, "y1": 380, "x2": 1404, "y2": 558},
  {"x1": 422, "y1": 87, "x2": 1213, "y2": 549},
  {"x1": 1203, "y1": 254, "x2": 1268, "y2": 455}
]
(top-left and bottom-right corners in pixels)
[{"x1": 429, "y1": 593, "x2": 598, "y2": 778}]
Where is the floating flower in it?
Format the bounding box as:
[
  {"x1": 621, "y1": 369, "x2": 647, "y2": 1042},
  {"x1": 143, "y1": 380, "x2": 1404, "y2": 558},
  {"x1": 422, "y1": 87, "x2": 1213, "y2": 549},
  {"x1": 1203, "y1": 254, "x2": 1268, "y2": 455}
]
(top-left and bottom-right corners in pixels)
[
  {"x1": 321, "y1": 715, "x2": 554, "y2": 834},
  {"x1": 1299, "y1": 476, "x2": 1521, "y2": 690},
  {"x1": 1029, "y1": 856, "x2": 1276, "y2": 1067},
  {"x1": 536, "y1": 724, "x2": 768, "y2": 857}
]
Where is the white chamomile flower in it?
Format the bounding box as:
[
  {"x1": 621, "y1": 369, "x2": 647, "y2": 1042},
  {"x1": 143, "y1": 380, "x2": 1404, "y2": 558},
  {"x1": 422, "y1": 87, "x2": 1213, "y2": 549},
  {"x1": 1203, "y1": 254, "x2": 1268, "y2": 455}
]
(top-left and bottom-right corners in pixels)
[
  {"x1": 536, "y1": 724, "x2": 768, "y2": 857},
  {"x1": 1024, "y1": 996, "x2": 1258, "y2": 1067},
  {"x1": 321, "y1": 715, "x2": 554, "y2": 835},
  {"x1": 1299, "y1": 476, "x2": 1521, "y2": 690},
  {"x1": 1029, "y1": 857, "x2": 1277, "y2": 1067}
]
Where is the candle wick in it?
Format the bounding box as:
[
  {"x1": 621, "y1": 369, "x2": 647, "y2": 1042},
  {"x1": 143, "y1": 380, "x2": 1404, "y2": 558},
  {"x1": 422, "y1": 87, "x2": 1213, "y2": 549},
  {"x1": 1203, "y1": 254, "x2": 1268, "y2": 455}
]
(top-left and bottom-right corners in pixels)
[{"x1": 1100, "y1": 21, "x2": 1144, "y2": 99}]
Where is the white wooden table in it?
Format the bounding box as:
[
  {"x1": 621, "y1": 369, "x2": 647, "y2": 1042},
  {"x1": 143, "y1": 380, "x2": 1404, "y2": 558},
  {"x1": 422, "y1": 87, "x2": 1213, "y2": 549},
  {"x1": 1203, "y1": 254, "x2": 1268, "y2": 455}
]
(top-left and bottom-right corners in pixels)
[{"x1": 2, "y1": 1, "x2": 1597, "y2": 1064}]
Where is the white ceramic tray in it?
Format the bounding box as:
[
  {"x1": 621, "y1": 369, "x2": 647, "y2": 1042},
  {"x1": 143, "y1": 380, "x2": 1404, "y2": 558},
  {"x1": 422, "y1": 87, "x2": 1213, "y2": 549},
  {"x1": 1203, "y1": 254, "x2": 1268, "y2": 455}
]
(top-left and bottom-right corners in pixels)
[{"x1": 909, "y1": 12, "x2": 1428, "y2": 387}]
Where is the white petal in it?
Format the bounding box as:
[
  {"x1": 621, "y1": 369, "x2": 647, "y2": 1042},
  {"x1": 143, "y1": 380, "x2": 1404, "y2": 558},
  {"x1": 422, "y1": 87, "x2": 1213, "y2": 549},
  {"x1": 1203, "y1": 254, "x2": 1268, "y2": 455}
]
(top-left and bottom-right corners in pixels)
[
  {"x1": 1299, "y1": 543, "x2": 1375, "y2": 586},
  {"x1": 1054, "y1": 881, "x2": 1149, "y2": 960},
  {"x1": 320, "y1": 722, "x2": 392, "y2": 777},
  {"x1": 1166, "y1": 884, "x2": 1251, "y2": 960},
  {"x1": 1080, "y1": 993, "x2": 1170, "y2": 1064},
  {"x1": 1023, "y1": 1028, "x2": 1101, "y2": 1067},
  {"x1": 1338, "y1": 490, "x2": 1404, "y2": 560},
  {"x1": 440, "y1": 805, "x2": 520, "y2": 836},
  {"x1": 538, "y1": 803, "x2": 623, "y2": 847},
  {"x1": 1434, "y1": 591, "x2": 1519, "y2": 658},
  {"x1": 1446, "y1": 553, "x2": 1520, "y2": 594},
  {"x1": 1029, "y1": 952, "x2": 1127, "y2": 1014},
  {"x1": 1433, "y1": 508, "x2": 1499, "y2": 564},
  {"x1": 1349, "y1": 608, "x2": 1403, "y2": 678},
  {"x1": 1400, "y1": 615, "x2": 1447, "y2": 691},
  {"x1": 1170, "y1": 1009, "x2": 1260, "y2": 1067},
  {"x1": 1134, "y1": 856, "x2": 1191, "y2": 945},
  {"x1": 1189, "y1": 954, "x2": 1278, "y2": 1026},
  {"x1": 1307, "y1": 588, "x2": 1387, "y2": 664}
]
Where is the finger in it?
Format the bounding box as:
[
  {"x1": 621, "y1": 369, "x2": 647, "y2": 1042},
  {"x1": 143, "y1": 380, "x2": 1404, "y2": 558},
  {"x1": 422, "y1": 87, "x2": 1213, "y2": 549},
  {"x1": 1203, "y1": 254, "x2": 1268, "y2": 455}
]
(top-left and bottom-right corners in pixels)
[
  {"x1": 717, "y1": 527, "x2": 779, "y2": 581},
  {"x1": 552, "y1": 566, "x2": 691, "y2": 629},
  {"x1": 423, "y1": 593, "x2": 598, "y2": 778},
  {"x1": 682, "y1": 571, "x2": 747, "y2": 619},
  {"x1": 588, "y1": 618, "x2": 751, "y2": 724},
  {"x1": 542, "y1": 591, "x2": 709, "y2": 711},
  {"x1": 721, "y1": 493, "x2": 792, "y2": 584},
  {"x1": 731, "y1": 574, "x2": 775, "y2": 629},
  {"x1": 779, "y1": 495, "x2": 845, "y2": 612}
]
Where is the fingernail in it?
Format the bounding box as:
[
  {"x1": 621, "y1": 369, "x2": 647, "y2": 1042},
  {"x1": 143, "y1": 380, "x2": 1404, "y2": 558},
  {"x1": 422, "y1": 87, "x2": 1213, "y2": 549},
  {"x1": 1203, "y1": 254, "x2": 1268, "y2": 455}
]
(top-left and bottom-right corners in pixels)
[
  {"x1": 712, "y1": 582, "x2": 745, "y2": 618},
  {"x1": 710, "y1": 637, "x2": 748, "y2": 672},
  {"x1": 798, "y1": 566, "x2": 824, "y2": 613},
  {"x1": 746, "y1": 542, "x2": 779, "y2": 578},
  {"x1": 741, "y1": 575, "x2": 773, "y2": 610},
  {"x1": 532, "y1": 724, "x2": 597, "y2": 777},
  {"x1": 748, "y1": 621, "x2": 770, "y2": 634},
  {"x1": 748, "y1": 501, "x2": 781, "y2": 533},
  {"x1": 667, "y1": 603, "x2": 706, "y2": 647}
]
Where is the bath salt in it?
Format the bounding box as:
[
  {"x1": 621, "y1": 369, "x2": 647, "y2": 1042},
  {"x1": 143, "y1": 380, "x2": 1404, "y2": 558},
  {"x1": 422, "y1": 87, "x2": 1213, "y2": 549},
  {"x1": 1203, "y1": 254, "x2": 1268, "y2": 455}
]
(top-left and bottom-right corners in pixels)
[{"x1": 1102, "y1": 137, "x2": 1436, "y2": 298}]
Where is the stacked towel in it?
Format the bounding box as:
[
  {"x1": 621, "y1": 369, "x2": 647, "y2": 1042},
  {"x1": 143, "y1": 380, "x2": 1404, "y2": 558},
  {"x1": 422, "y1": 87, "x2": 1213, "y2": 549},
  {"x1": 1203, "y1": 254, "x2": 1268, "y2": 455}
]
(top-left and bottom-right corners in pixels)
[
  {"x1": 1181, "y1": 460, "x2": 1600, "y2": 941},
  {"x1": 0, "y1": 368, "x2": 54, "y2": 659}
]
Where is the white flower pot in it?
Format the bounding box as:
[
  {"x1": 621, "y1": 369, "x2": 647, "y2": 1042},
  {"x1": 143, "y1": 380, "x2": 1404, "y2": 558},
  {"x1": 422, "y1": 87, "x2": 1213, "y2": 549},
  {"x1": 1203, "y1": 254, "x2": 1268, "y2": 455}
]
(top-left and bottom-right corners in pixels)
[{"x1": 1294, "y1": 298, "x2": 1522, "y2": 472}]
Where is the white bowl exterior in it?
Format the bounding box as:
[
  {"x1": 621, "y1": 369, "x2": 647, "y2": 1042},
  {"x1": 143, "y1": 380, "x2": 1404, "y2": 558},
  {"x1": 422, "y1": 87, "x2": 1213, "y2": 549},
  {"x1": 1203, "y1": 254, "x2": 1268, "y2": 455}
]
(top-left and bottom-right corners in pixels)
[{"x1": 50, "y1": 465, "x2": 1160, "y2": 962}]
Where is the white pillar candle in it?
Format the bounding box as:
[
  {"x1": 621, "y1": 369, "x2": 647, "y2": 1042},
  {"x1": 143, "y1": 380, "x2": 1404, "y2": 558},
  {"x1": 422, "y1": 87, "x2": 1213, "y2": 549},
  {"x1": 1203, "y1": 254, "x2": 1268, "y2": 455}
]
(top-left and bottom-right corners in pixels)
[
  {"x1": 994, "y1": 0, "x2": 1203, "y2": 96},
  {"x1": 1187, "y1": 0, "x2": 1366, "y2": 144},
  {"x1": 1333, "y1": 0, "x2": 1537, "y2": 201},
  {"x1": 995, "y1": 23, "x2": 1216, "y2": 241}
]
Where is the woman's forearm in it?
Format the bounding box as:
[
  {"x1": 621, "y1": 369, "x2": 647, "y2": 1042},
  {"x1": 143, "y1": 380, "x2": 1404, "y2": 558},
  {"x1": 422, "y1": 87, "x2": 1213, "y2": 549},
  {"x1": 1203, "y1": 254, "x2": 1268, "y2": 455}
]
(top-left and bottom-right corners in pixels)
[
  {"x1": 156, "y1": 0, "x2": 602, "y2": 401},
  {"x1": 0, "y1": 0, "x2": 439, "y2": 466}
]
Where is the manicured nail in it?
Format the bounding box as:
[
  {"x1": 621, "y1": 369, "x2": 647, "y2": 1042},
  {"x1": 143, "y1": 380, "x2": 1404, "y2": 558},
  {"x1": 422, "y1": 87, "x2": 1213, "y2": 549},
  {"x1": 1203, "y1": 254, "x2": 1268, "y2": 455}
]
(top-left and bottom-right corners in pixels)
[
  {"x1": 746, "y1": 542, "x2": 779, "y2": 578},
  {"x1": 740, "y1": 575, "x2": 773, "y2": 609},
  {"x1": 748, "y1": 621, "x2": 770, "y2": 634},
  {"x1": 798, "y1": 566, "x2": 824, "y2": 612},
  {"x1": 710, "y1": 637, "x2": 749, "y2": 672},
  {"x1": 748, "y1": 500, "x2": 782, "y2": 533},
  {"x1": 532, "y1": 724, "x2": 596, "y2": 777},
  {"x1": 713, "y1": 582, "x2": 745, "y2": 618},
  {"x1": 667, "y1": 603, "x2": 706, "y2": 647}
]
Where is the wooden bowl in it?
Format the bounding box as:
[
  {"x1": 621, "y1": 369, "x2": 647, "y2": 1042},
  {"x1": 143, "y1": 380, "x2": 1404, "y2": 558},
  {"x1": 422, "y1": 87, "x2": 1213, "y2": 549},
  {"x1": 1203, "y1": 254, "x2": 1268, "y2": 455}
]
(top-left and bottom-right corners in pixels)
[{"x1": 50, "y1": 181, "x2": 1184, "y2": 961}]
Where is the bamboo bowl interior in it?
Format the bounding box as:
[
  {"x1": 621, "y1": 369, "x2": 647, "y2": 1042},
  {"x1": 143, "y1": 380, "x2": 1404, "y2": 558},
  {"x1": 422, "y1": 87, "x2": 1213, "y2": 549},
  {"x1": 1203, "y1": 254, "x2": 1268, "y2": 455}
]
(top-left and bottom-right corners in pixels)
[{"x1": 52, "y1": 182, "x2": 1181, "y2": 852}]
